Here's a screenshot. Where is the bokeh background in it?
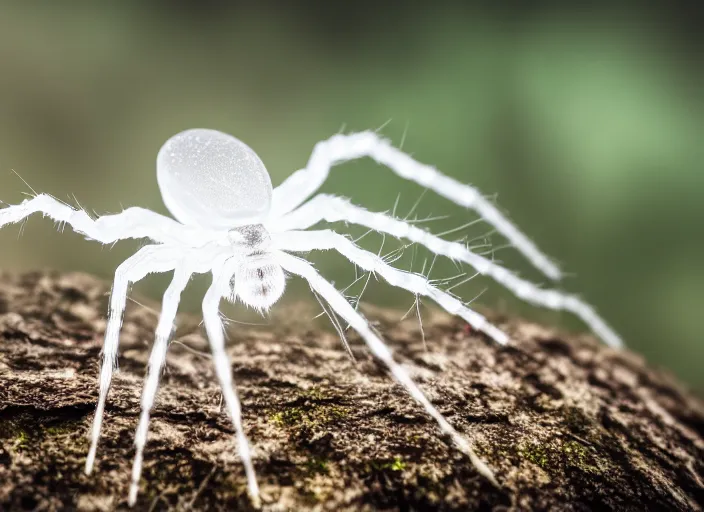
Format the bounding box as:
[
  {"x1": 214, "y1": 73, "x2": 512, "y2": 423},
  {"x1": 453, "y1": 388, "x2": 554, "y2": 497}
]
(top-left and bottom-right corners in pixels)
[{"x1": 0, "y1": 2, "x2": 701, "y2": 390}]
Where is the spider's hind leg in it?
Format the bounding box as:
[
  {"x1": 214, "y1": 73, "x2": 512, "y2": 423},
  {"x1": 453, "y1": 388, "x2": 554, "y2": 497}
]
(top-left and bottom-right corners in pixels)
[
  {"x1": 279, "y1": 252, "x2": 499, "y2": 487},
  {"x1": 273, "y1": 230, "x2": 509, "y2": 345},
  {"x1": 274, "y1": 195, "x2": 623, "y2": 348},
  {"x1": 270, "y1": 131, "x2": 561, "y2": 280}
]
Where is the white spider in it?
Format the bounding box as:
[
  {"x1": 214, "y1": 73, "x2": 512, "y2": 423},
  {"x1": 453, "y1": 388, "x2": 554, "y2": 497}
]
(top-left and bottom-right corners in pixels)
[{"x1": 0, "y1": 128, "x2": 622, "y2": 507}]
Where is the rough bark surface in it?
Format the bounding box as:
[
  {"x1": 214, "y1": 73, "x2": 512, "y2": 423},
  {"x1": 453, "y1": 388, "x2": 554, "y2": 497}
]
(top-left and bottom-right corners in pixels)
[{"x1": 0, "y1": 271, "x2": 702, "y2": 511}]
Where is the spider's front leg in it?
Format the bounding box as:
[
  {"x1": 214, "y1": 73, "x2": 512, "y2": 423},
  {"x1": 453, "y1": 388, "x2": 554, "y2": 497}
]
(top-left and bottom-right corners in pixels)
[
  {"x1": 85, "y1": 246, "x2": 179, "y2": 475},
  {"x1": 273, "y1": 194, "x2": 622, "y2": 348},
  {"x1": 277, "y1": 251, "x2": 499, "y2": 486},
  {"x1": 270, "y1": 131, "x2": 561, "y2": 280},
  {"x1": 273, "y1": 230, "x2": 509, "y2": 344},
  {"x1": 0, "y1": 193, "x2": 207, "y2": 245},
  {"x1": 201, "y1": 257, "x2": 261, "y2": 508}
]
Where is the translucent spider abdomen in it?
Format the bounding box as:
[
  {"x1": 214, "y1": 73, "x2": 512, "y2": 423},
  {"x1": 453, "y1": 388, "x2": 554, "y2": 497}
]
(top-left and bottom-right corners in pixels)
[{"x1": 157, "y1": 128, "x2": 273, "y2": 229}]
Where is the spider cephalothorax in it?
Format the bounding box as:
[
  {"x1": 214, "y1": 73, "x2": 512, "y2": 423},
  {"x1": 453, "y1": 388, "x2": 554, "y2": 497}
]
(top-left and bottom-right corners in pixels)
[{"x1": 0, "y1": 127, "x2": 623, "y2": 507}]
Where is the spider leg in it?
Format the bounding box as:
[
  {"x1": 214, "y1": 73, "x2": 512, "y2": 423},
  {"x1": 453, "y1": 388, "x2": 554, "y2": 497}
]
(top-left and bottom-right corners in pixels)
[
  {"x1": 277, "y1": 251, "x2": 499, "y2": 486},
  {"x1": 273, "y1": 230, "x2": 508, "y2": 344},
  {"x1": 273, "y1": 195, "x2": 622, "y2": 348},
  {"x1": 85, "y1": 246, "x2": 177, "y2": 475},
  {"x1": 270, "y1": 131, "x2": 561, "y2": 280},
  {"x1": 201, "y1": 260, "x2": 261, "y2": 508},
  {"x1": 128, "y1": 266, "x2": 193, "y2": 507},
  {"x1": 0, "y1": 193, "x2": 209, "y2": 245}
]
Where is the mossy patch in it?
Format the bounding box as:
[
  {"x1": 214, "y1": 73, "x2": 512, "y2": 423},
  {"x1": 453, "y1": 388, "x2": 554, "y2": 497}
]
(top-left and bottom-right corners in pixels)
[
  {"x1": 0, "y1": 416, "x2": 88, "y2": 460},
  {"x1": 518, "y1": 442, "x2": 550, "y2": 469},
  {"x1": 14, "y1": 428, "x2": 29, "y2": 448},
  {"x1": 269, "y1": 387, "x2": 350, "y2": 430},
  {"x1": 517, "y1": 438, "x2": 602, "y2": 475},
  {"x1": 368, "y1": 456, "x2": 408, "y2": 473},
  {"x1": 305, "y1": 455, "x2": 330, "y2": 475},
  {"x1": 300, "y1": 387, "x2": 329, "y2": 401},
  {"x1": 562, "y1": 440, "x2": 601, "y2": 474},
  {"x1": 389, "y1": 456, "x2": 406, "y2": 472},
  {"x1": 0, "y1": 420, "x2": 31, "y2": 450},
  {"x1": 269, "y1": 404, "x2": 348, "y2": 429},
  {"x1": 44, "y1": 420, "x2": 83, "y2": 437}
]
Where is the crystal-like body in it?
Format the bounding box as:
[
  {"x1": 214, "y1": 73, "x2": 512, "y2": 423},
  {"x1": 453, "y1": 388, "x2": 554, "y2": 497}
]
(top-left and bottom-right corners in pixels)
[{"x1": 157, "y1": 128, "x2": 272, "y2": 229}]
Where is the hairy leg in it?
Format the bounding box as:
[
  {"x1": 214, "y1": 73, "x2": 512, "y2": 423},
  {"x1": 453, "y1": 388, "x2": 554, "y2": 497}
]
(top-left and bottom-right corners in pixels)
[
  {"x1": 270, "y1": 131, "x2": 560, "y2": 280},
  {"x1": 273, "y1": 230, "x2": 508, "y2": 344},
  {"x1": 85, "y1": 246, "x2": 177, "y2": 474},
  {"x1": 128, "y1": 266, "x2": 193, "y2": 506},
  {"x1": 0, "y1": 193, "x2": 209, "y2": 245},
  {"x1": 202, "y1": 260, "x2": 261, "y2": 508},
  {"x1": 274, "y1": 195, "x2": 622, "y2": 348},
  {"x1": 278, "y1": 251, "x2": 498, "y2": 485}
]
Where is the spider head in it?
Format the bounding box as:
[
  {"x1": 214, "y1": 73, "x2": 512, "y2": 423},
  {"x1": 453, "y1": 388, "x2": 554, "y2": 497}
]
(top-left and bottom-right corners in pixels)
[
  {"x1": 229, "y1": 254, "x2": 286, "y2": 312},
  {"x1": 228, "y1": 224, "x2": 270, "y2": 250}
]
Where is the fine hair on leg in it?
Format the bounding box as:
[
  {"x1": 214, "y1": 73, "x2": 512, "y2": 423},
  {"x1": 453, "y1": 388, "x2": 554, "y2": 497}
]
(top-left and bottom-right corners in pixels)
[
  {"x1": 270, "y1": 131, "x2": 561, "y2": 280},
  {"x1": 273, "y1": 230, "x2": 508, "y2": 344},
  {"x1": 277, "y1": 251, "x2": 498, "y2": 486},
  {"x1": 274, "y1": 194, "x2": 622, "y2": 348},
  {"x1": 128, "y1": 265, "x2": 193, "y2": 506},
  {"x1": 201, "y1": 258, "x2": 261, "y2": 508},
  {"x1": 85, "y1": 246, "x2": 176, "y2": 475},
  {"x1": 0, "y1": 193, "x2": 206, "y2": 245}
]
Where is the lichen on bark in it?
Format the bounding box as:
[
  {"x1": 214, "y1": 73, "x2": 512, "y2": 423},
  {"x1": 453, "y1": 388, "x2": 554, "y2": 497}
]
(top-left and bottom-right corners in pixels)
[{"x1": 0, "y1": 271, "x2": 702, "y2": 511}]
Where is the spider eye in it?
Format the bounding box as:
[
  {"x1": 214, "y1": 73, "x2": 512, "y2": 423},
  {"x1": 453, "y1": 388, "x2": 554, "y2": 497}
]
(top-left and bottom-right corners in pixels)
[
  {"x1": 231, "y1": 257, "x2": 285, "y2": 311},
  {"x1": 157, "y1": 128, "x2": 273, "y2": 230}
]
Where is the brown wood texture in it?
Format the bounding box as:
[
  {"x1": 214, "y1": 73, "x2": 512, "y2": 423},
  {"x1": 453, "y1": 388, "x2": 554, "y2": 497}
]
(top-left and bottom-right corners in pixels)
[{"x1": 0, "y1": 271, "x2": 702, "y2": 511}]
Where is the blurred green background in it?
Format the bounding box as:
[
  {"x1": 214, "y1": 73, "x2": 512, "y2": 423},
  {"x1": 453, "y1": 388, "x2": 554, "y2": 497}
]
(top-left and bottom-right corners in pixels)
[{"x1": 0, "y1": 3, "x2": 701, "y2": 389}]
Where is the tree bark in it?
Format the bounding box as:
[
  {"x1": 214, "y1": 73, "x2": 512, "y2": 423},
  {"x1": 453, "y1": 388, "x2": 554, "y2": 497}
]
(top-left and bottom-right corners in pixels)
[{"x1": 0, "y1": 271, "x2": 702, "y2": 511}]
